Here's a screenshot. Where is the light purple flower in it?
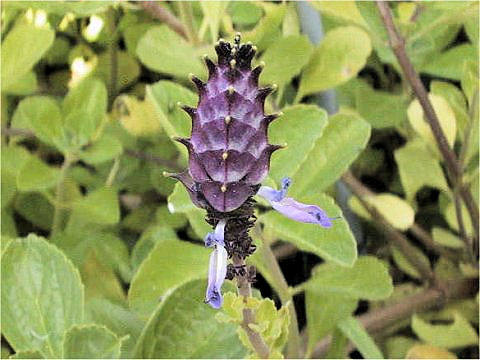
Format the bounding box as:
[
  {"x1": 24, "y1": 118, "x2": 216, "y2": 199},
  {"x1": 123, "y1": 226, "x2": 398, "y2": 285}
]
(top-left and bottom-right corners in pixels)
[
  {"x1": 258, "y1": 177, "x2": 337, "y2": 227},
  {"x1": 204, "y1": 220, "x2": 228, "y2": 309}
]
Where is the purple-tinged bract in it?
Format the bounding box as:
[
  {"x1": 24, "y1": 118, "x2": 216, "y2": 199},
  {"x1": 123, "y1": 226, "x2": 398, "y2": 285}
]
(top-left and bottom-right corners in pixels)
[{"x1": 171, "y1": 35, "x2": 282, "y2": 212}]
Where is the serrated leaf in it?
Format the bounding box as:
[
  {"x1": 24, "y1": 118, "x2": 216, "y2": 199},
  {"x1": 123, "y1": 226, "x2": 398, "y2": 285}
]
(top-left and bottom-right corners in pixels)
[
  {"x1": 136, "y1": 25, "x2": 205, "y2": 79},
  {"x1": 63, "y1": 324, "x2": 122, "y2": 359},
  {"x1": 305, "y1": 293, "x2": 357, "y2": 356},
  {"x1": 338, "y1": 317, "x2": 383, "y2": 359},
  {"x1": 395, "y1": 139, "x2": 449, "y2": 202},
  {"x1": 71, "y1": 187, "x2": 119, "y2": 225},
  {"x1": 62, "y1": 77, "x2": 107, "y2": 147},
  {"x1": 79, "y1": 134, "x2": 122, "y2": 165},
  {"x1": 1, "y1": 235, "x2": 84, "y2": 357},
  {"x1": 147, "y1": 80, "x2": 197, "y2": 159},
  {"x1": 411, "y1": 313, "x2": 478, "y2": 349},
  {"x1": 391, "y1": 244, "x2": 431, "y2": 280},
  {"x1": 16, "y1": 157, "x2": 60, "y2": 192},
  {"x1": 349, "y1": 193, "x2": 415, "y2": 230},
  {"x1": 423, "y1": 44, "x2": 477, "y2": 81},
  {"x1": 298, "y1": 26, "x2": 372, "y2": 98},
  {"x1": 259, "y1": 35, "x2": 313, "y2": 86},
  {"x1": 268, "y1": 104, "x2": 327, "y2": 183},
  {"x1": 407, "y1": 94, "x2": 456, "y2": 155},
  {"x1": 432, "y1": 227, "x2": 464, "y2": 249},
  {"x1": 12, "y1": 96, "x2": 66, "y2": 150},
  {"x1": 128, "y1": 236, "x2": 210, "y2": 318},
  {"x1": 301, "y1": 256, "x2": 393, "y2": 300},
  {"x1": 261, "y1": 192, "x2": 357, "y2": 266},
  {"x1": 290, "y1": 112, "x2": 371, "y2": 197},
  {"x1": 1, "y1": 23, "x2": 54, "y2": 89},
  {"x1": 133, "y1": 279, "x2": 246, "y2": 359}
]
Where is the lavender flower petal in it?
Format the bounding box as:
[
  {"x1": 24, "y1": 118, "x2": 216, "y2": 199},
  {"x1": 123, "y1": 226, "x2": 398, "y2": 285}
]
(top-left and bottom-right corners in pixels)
[
  {"x1": 205, "y1": 243, "x2": 228, "y2": 309},
  {"x1": 258, "y1": 177, "x2": 335, "y2": 228},
  {"x1": 204, "y1": 220, "x2": 226, "y2": 247}
]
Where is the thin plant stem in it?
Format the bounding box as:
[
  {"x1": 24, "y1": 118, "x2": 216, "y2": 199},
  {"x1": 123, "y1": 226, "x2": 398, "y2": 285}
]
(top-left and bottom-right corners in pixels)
[
  {"x1": 177, "y1": 1, "x2": 199, "y2": 45},
  {"x1": 105, "y1": 157, "x2": 120, "y2": 187},
  {"x1": 139, "y1": 1, "x2": 188, "y2": 40},
  {"x1": 375, "y1": 0, "x2": 479, "y2": 248},
  {"x1": 107, "y1": 6, "x2": 118, "y2": 110},
  {"x1": 232, "y1": 255, "x2": 270, "y2": 359},
  {"x1": 261, "y1": 235, "x2": 302, "y2": 358},
  {"x1": 51, "y1": 154, "x2": 75, "y2": 238}
]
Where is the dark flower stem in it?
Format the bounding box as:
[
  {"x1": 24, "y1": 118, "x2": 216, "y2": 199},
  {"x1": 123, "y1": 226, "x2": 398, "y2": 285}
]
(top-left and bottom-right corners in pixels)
[
  {"x1": 375, "y1": 1, "x2": 479, "y2": 251},
  {"x1": 139, "y1": 1, "x2": 188, "y2": 40}
]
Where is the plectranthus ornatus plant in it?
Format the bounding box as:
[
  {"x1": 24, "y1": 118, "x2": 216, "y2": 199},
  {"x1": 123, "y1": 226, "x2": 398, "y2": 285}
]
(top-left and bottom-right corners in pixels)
[{"x1": 166, "y1": 34, "x2": 335, "y2": 309}]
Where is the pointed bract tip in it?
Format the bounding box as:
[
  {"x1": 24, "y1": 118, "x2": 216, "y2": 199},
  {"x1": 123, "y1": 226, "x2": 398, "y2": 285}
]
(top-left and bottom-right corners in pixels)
[
  {"x1": 222, "y1": 152, "x2": 228, "y2": 160},
  {"x1": 230, "y1": 59, "x2": 236, "y2": 68},
  {"x1": 278, "y1": 111, "x2": 284, "y2": 117},
  {"x1": 227, "y1": 86, "x2": 235, "y2": 95},
  {"x1": 176, "y1": 101, "x2": 182, "y2": 108},
  {"x1": 188, "y1": 73, "x2": 194, "y2": 81},
  {"x1": 225, "y1": 115, "x2": 232, "y2": 124},
  {"x1": 163, "y1": 171, "x2": 174, "y2": 177},
  {"x1": 272, "y1": 84, "x2": 278, "y2": 91},
  {"x1": 259, "y1": 61, "x2": 265, "y2": 68},
  {"x1": 252, "y1": 45, "x2": 257, "y2": 52},
  {"x1": 220, "y1": 184, "x2": 227, "y2": 193}
]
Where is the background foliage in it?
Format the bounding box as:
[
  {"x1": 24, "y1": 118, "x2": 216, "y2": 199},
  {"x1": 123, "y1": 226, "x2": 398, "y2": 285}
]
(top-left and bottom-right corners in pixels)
[{"x1": 1, "y1": 1, "x2": 478, "y2": 359}]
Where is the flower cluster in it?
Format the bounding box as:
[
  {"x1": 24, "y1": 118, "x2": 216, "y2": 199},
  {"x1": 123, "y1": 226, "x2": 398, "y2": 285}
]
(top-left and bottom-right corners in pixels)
[{"x1": 168, "y1": 34, "x2": 334, "y2": 308}]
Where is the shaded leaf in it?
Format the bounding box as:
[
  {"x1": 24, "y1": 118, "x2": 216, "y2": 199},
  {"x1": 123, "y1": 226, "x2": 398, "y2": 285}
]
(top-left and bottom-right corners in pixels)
[
  {"x1": 338, "y1": 317, "x2": 383, "y2": 359},
  {"x1": 63, "y1": 324, "x2": 122, "y2": 359}
]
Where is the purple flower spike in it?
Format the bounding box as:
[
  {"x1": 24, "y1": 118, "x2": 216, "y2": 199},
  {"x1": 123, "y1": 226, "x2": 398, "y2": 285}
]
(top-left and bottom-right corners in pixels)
[
  {"x1": 167, "y1": 34, "x2": 283, "y2": 213},
  {"x1": 205, "y1": 221, "x2": 228, "y2": 309},
  {"x1": 258, "y1": 177, "x2": 336, "y2": 228}
]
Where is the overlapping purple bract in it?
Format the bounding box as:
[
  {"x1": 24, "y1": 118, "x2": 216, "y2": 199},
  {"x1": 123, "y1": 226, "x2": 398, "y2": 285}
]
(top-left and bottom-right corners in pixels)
[{"x1": 171, "y1": 38, "x2": 281, "y2": 212}]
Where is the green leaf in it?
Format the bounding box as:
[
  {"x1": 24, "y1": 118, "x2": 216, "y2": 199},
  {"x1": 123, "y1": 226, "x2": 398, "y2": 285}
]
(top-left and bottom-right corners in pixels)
[
  {"x1": 228, "y1": 1, "x2": 263, "y2": 25},
  {"x1": 167, "y1": 182, "x2": 211, "y2": 239},
  {"x1": 406, "y1": 344, "x2": 456, "y2": 359},
  {"x1": 85, "y1": 298, "x2": 144, "y2": 359},
  {"x1": 1, "y1": 145, "x2": 32, "y2": 208},
  {"x1": 3, "y1": 71, "x2": 38, "y2": 96},
  {"x1": 423, "y1": 44, "x2": 477, "y2": 81},
  {"x1": 312, "y1": 1, "x2": 368, "y2": 28},
  {"x1": 305, "y1": 293, "x2": 357, "y2": 356},
  {"x1": 432, "y1": 227, "x2": 464, "y2": 249},
  {"x1": 301, "y1": 256, "x2": 393, "y2": 300},
  {"x1": 63, "y1": 324, "x2": 122, "y2": 359},
  {"x1": 6, "y1": 1, "x2": 111, "y2": 16},
  {"x1": 349, "y1": 193, "x2": 415, "y2": 230},
  {"x1": 92, "y1": 51, "x2": 140, "y2": 91},
  {"x1": 461, "y1": 60, "x2": 478, "y2": 105},
  {"x1": 243, "y1": 3, "x2": 286, "y2": 51},
  {"x1": 147, "y1": 81, "x2": 197, "y2": 159},
  {"x1": 325, "y1": 328, "x2": 349, "y2": 359},
  {"x1": 14, "y1": 193, "x2": 53, "y2": 231},
  {"x1": 79, "y1": 134, "x2": 123, "y2": 165},
  {"x1": 16, "y1": 157, "x2": 60, "y2": 192},
  {"x1": 200, "y1": 1, "x2": 229, "y2": 42},
  {"x1": 395, "y1": 139, "x2": 449, "y2": 202},
  {"x1": 1, "y1": 23, "x2": 54, "y2": 89},
  {"x1": 268, "y1": 104, "x2": 327, "y2": 183},
  {"x1": 136, "y1": 25, "x2": 205, "y2": 79},
  {"x1": 1, "y1": 210, "x2": 17, "y2": 237},
  {"x1": 384, "y1": 336, "x2": 418, "y2": 359},
  {"x1": 12, "y1": 96, "x2": 66, "y2": 150},
  {"x1": 1, "y1": 235, "x2": 84, "y2": 357},
  {"x1": 261, "y1": 193, "x2": 357, "y2": 266},
  {"x1": 259, "y1": 35, "x2": 313, "y2": 87},
  {"x1": 71, "y1": 187, "x2": 119, "y2": 225},
  {"x1": 391, "y1": 245, "x2": 431, "y2": 280},
  {"x1": 407, "y1": 94, "x2": 456, "y2": 155},
  {"x1": 128, "y1": 235, "x2": 210, "y2": 318},
  {"x1": 289, "y1": 112, "x2": 371, "y2": 197},
  {"x1": 353, "y1": 80, "x2": 407, "y2": 129},
  {"x1": 298, "y1": 26, "x2": 372, "y2": 98},
  {"x1": 9, "y1": 350, "x2": 43, "y2": 359},
  {"x1": 62, "y1": 77, "x2": 107, "y2": 146},
  {"x1": 411, "y1": 313, "x2": 478, "y2": 349},
  {"x1": 337, "y1": 317, "x2": 383, "y2": 359},
  {"x1": 133, "y1": 279, "x2": 246, "y2": 358},
  {"x1": 114, "y1": 94, "x2": 161, "y2": 136},
  {"x1": 431, "y1": 81, "x2": 469, "y2": 137}
]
